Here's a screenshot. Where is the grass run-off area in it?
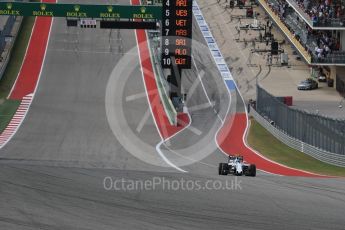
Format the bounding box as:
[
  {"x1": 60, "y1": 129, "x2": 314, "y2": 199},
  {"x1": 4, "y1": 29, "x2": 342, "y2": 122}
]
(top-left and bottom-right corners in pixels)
[
  {"x1": 247, "y1": 118, "x2": 345, "y2": 177},
  {"x1": 0, "y1": 16, "x2": 36, "y2": 133},
  {"x1": 0, "y1": 100, "x2": 20, "y2": 132}
]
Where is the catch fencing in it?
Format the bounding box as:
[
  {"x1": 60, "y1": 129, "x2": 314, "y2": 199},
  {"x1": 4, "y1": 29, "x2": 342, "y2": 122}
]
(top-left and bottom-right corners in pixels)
[
  {"x1": 0, "y1": 15, "x2": 19, "y2": 81},
  {"x1": 251, "y1": 107, "x2": 345, "y2": 167},
  {"x1": 0, "y1": 0, "x2": 27, "y2": 80},
  {"x1": 256, "y1": 85, "x2": 345, "y2": 157},
  {"x1": 0, "y1": 16, "x2": 15, "y2": 54}
]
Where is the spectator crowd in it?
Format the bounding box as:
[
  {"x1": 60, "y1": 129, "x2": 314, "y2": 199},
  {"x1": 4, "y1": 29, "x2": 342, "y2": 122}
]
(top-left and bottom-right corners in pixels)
[
  {"x1": 293, "y1": 0, "x2": 345, "y2": 26},
  {"x1": 266, "y1": 0, "x2": 343, "y2": 62}
]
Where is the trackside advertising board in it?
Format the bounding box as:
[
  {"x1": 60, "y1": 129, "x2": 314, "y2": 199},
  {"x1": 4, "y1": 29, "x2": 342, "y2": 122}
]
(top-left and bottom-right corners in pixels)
[{"x1": 0, "y1": 2, "x2": 161, "y2": 19}]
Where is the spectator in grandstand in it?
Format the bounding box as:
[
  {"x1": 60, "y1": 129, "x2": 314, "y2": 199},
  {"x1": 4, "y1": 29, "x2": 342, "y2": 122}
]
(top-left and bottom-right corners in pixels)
[
  {"x1": 268, "y1": 0, "x2": 343, "y2": 61},
  {"x1": 294, "y1": 0, "x2": 345, "y2": 26}
]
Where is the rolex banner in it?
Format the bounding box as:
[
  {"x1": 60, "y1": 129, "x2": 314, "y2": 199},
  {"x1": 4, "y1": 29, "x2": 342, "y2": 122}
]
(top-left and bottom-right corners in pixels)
[{"x1": 0, "y1": 2, "x2": 162, "y2": 19}]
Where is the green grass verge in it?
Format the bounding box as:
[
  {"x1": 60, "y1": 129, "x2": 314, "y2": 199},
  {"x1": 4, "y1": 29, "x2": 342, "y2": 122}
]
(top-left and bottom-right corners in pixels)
[
  {"x1": 0, "y1": 100, "x2": 21, "y2": 132},
  {"x1": 247, "y1": 118, "x2": 345, "y2": 177},
  {"x1": 0, "y1": 16, "x2": 36, "y2": 134}
]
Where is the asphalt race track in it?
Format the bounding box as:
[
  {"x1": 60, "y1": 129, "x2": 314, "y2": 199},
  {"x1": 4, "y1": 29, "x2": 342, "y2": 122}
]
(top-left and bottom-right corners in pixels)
[{"x1": 0, "y1": 0, "x2": 345, "y2": 229}]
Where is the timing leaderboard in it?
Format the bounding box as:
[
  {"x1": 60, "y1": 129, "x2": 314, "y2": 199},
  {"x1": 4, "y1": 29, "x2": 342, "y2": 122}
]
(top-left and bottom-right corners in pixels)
[{"x1": 161, "y1": 0, "x2": 192, "y2": 69}]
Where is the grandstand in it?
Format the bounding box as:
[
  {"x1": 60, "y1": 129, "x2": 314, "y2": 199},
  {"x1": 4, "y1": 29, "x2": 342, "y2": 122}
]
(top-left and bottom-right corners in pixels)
[
  {"x1": 258, "y1": 0, "x2": 345, "y2": 96},
  {"x1": 287, "y1": 0, "x2": 345, "y2": 28}
]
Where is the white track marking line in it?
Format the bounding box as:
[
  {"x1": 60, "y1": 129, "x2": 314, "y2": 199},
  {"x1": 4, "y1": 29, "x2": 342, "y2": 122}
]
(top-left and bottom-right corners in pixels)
[
  {"x1": 163, "y1": 113, "x2": 218, "y2": 168},
  {"x1": 156, "y1": 141, "x2": 188, "y2": 172}
]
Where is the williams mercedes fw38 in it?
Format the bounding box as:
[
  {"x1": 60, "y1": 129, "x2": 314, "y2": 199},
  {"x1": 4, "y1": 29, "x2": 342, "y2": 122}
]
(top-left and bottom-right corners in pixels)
[{"x1": 218, "y1": 156, "x2": 256, "y2": 177}]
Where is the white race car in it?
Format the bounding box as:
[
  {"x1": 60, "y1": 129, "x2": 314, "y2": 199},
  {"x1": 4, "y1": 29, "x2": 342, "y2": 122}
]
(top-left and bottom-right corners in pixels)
[{"x1": 218, "y1": 156, "x2": 256, "y2": 177}]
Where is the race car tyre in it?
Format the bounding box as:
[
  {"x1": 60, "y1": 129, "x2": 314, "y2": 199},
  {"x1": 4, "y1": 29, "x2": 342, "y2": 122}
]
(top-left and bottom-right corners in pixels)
[
  {"x1": 246, "y1": 164, "x2": 256, "y2": 177},
  {"x1": 218, "y1": 163, "x2": 229, "y2": 175}
]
